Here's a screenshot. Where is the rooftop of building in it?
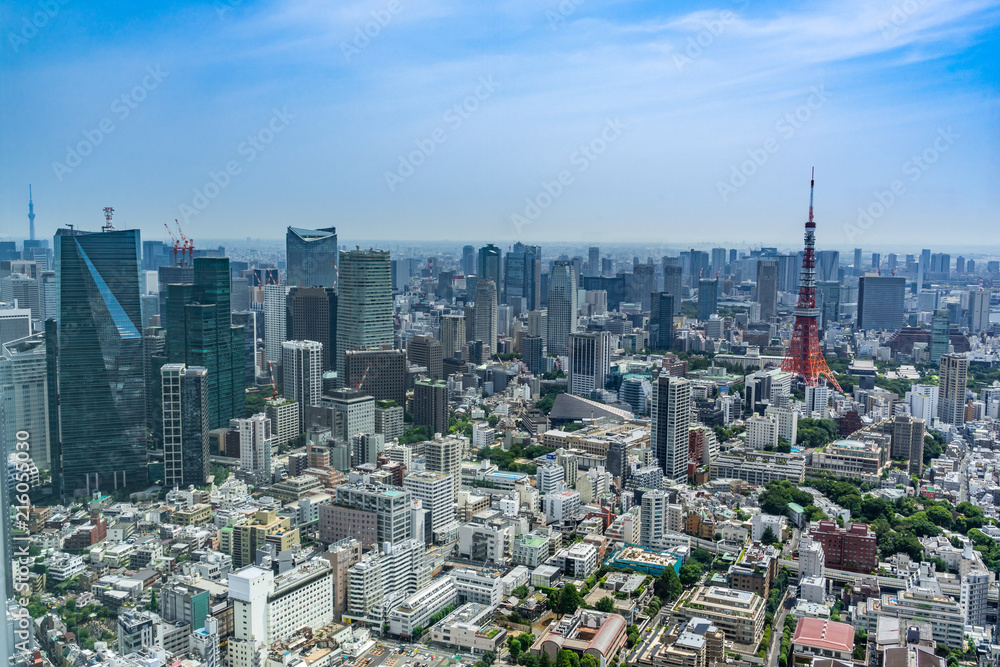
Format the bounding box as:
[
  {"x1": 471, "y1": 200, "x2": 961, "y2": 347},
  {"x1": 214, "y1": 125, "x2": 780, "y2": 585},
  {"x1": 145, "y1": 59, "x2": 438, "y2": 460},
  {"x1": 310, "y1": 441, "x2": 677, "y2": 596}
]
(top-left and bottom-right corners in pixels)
[{"x1": 792, "y1": 618, "x2": 854, "y2": 653}]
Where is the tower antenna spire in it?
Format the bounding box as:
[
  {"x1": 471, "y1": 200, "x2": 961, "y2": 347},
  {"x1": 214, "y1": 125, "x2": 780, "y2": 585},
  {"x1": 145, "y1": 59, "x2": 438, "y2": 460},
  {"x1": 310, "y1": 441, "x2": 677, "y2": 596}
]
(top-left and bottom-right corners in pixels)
[
  {"x1": 28, "y1": 185, "x2": 36, "y2": 241},
  {"x1": 780, "y1": 168, "x2": 842, "y2": 392}
]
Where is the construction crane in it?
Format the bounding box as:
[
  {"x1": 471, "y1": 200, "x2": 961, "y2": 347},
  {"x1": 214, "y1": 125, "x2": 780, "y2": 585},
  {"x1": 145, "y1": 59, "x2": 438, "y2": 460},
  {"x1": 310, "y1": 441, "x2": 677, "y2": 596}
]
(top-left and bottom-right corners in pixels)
[
  {"x1": 175, "y1": 221, "x2": 194, "y2": 265},
  {"x1": 354, "y1": 362, "x2": 372, "y2": 391},
  {"x1": 103, "y1": 207, "x2": 115, "y2": 232},
  {"x1": 164, "y1": 222, "x2": 181, "y2": 265},
  {"x1": 268, "y1": 361, "x2": 279, "y2": 399}
]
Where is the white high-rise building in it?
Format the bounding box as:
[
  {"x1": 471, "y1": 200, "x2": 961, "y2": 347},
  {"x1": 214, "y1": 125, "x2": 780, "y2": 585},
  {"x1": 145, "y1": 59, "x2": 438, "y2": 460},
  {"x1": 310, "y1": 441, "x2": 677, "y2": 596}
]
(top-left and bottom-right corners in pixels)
[
  {"x1": 404, "y1": 471, "x2": 457, "y2": 532},
  {"x1": 536, "y1": 464, "x2": 565, "y2": 495},
  {"x1": 424, "y1": 435, "x2": 464, "y2": 498},
  {"x1": 745, "y1": 413, "x2": 779, "y2": 449},
  {"x1": 568, "y1": 331, "x2": 611, "y2": 397},
  {"x1": 264, "y1": 284, "x2": 290, "y2": 364},
  {"x1": 968, "y1": 289, "x2": 990, "y2": 334},
  {"x1": 804, "y1": 385, "x2": 830, "y2": 416},
  {"x1": 764, "y1": 404, "x2": 798, "y2": 445},
  {"x1": 0, "y1": 334, "x2": 51, "y2": 470},
  {"x1": 439, "y1": 315, "x2": 466, "y2": 359},
  {"x1": 229, "y1": 560, "x2": 334, "y2": 667},
  {"x1": 161, "y1": 363, "x2": 210, "y2": 489},
  {"x1": 238, "y1": 413, "x2": 273, "y2": 483},
  {"x1": 282, "y1": 340, "x2": 323, "y2": 427},
  {"x1": 906, "y1": 384, "x2": 939, "y2": 422},
  {"x1": 547, "y1": 261, "x2": 578, "y2": 356},
  {"x1": 960, "y1": 569, "x2": 989, "y2": 626},
  {"x1": 639, "y1": 488, "x2": 672, "y2": 552},
  {"x1": 651, "y1": 374, "x2": 691, "y2": 483},
  {"x1": 344, "y1": 539, "x2": 431, "y2": 626}
]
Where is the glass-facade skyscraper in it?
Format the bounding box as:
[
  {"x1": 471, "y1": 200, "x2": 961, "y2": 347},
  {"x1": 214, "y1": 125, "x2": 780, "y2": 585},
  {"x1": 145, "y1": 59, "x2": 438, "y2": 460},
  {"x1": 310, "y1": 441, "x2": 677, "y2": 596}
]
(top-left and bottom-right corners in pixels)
[
  {"x1": 165, "y1": 257, "x2": 244, "y2": 429},
  {"x1": 53, "y1": 228, "x2": 146, "y2": 496},
  {"x1": 286, "y1": 226, "x2": 338, "y2": 288},
  {"x1": 336, "y1": 249, "x2": 393, "y2": 387}
]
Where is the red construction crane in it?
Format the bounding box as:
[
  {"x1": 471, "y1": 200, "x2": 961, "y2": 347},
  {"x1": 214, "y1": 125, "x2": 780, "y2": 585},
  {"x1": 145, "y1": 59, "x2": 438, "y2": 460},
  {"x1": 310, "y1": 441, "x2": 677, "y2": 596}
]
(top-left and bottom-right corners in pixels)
[
  {"x1": 268, "y1": 361, "x2": 279, "y2": 399},
  {"x1": 103, "y1": 207, "x2": 115, "y2": 232},
  {"x1": 175, "y1": 221, "x2": 194, "y2": 265},
  {"x1": 164, "y1": 222, "x2": 181, "y2": 265},
  {"x1": 355, "y1": 361, "x2": 372, "y2": 391}
]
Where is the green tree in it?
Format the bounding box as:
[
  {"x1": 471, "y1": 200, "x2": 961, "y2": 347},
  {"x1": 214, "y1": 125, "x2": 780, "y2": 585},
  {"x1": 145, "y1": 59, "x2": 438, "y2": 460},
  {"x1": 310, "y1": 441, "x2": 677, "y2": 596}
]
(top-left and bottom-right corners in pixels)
[
  {"x1": 560, "y1": 584, "x2": 581, "y2": 615},
  {"x1": 654, "y1": 567, "x2": 683, "y2": 601},
  {"x1": 147, "y1": 589, "x2": 158, "y2": 612},
  {"x1": 761, "y1": 526, "x2": 778, "y2": 545},
  {"x1": 580, "y1": 655, "x2": 598, "y2": 667},
  {"x1": 679, "y1": 563, "x2": 703, "y2": 587},
  {"x1": 926, "y1": 505, "x2": 954, "y2": 530},
  {"x1": 595, "y1": 597, "x2": 615, "y2": 613}
]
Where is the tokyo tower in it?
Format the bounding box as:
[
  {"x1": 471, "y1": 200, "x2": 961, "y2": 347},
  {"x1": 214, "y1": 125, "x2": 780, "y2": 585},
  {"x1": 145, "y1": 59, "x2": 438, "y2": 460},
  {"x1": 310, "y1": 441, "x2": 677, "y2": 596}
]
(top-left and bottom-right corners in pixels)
[{"x1": 780, "y1": 169, "x2": 842, "y2": 392}]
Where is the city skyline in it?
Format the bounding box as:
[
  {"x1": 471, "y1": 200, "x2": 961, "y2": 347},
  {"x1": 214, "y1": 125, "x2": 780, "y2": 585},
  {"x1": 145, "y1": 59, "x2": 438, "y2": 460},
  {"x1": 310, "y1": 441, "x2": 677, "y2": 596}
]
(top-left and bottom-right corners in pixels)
[{"x1": 2, "y1": 0, "x2": 998, "y2": 245}]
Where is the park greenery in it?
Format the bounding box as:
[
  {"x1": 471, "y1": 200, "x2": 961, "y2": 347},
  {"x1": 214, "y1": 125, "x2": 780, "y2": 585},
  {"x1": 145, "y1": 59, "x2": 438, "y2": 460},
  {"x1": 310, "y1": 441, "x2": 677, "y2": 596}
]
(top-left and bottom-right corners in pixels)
[{"x1": 477, "y1": 443, "x2": 555, "y2": 474}]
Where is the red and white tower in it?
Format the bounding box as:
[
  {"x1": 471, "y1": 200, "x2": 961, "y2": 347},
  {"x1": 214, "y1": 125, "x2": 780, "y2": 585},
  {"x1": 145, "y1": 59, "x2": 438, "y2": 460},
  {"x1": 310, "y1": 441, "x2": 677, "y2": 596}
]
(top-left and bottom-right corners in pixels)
[{"x1": 780, "y1": 169, "x2": 842, "y2": 391}]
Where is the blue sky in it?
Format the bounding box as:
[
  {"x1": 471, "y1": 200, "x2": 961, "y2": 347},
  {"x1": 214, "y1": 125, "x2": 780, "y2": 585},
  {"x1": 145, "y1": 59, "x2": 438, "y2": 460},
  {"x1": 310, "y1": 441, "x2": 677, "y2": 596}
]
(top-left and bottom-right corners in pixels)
[{"x1": 1, "y1": 0, "x2": 998, "y2": 249}]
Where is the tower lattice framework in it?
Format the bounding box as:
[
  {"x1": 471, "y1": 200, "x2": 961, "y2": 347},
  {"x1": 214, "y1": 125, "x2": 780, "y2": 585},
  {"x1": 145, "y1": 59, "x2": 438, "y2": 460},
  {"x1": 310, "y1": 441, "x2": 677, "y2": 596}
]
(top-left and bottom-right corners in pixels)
[{"x1": 780, "y1": 169, "x2": 842, "y2": 392}]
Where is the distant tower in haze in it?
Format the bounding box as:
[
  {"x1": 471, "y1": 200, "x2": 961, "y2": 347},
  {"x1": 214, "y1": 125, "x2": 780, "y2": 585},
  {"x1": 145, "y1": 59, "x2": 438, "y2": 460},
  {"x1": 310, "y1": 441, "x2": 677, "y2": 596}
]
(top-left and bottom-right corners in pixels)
[
  {"x1": 780, "y1": 170, "x2": 842, "y2": 392},
  {"x1": 28, "y1": 185, "x2": 36, "y2": 241}
]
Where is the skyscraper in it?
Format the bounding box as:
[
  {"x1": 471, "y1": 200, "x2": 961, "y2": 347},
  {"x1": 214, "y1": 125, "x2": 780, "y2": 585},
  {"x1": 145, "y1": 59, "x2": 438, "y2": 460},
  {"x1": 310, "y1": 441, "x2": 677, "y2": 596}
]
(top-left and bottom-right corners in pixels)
[
  {"x1": 161, "y1": 364, "x2": 210, "y2": 488},
  {"x1": 631, "y1": 264, "x2": 656, "y2": 310},
  {"x1": 283, "y1": 340, "x2": 323, "y2": 427},
  {"x1": 853, "y1": 248, "x2": 863, "y2": 275},
  {"x1": 166, "y1": 257, "x2": 245, "y2": 429},
  {"x1": 969, "y1": 289, "x2": 990, "y2": 334},
  {"x1": 755, "y1": 259, "x2": 778, "y2": 321},
  {"x1": 503, "y1": 243, "x2": 541, "y2": 311},
  {"x1": 547, "y1": 260, "x2": 578, "y2": 356},
  {"x1": 0, "y1": 303, "x2": 30, "y2": 346},
  {"x1": 461, "y1": 245, "x2": 475, "y2": 277},
  {"x1": 414, "y1": 378, "x2": 448, "y2": 436},
  {"x1": 238, "y1": 412, "x2": 273, "y2": 484},
  {"x1": 0, "y1": 334, "x2": 51, "y2": 470},
  {"x1": 336, "y1": 249, "x2": 393, "y2": 387},
  {"x1": 662, "y1": 264, "x2": 682, "y2": 315},
  {"x1": 264, "y1": 283, "x2": 290, "y2": 364},
  {"x1": 286, "y1": 286, "x2": 337, "y2": 376},
  {"x1": 477, "y1": 244, "x2": 501, "y2": 284},
  {"x1": 930, "y1": 309, "x2": 951, "y2": 363},
  {"x1": 649, "y1": 293, "x2": 674, "y2": 351},
  {"x1": 407, "y1": 335, "x2": 443, "y2": 379},
  {"x1": 711, "y1": 247, "x2": 727, "y2": 275},
  {"x1": 697, "y1": 278, "x2": 718, "y2": 321},
  {"x1": 474, "y1": 279, "x2": 498, "y2": 354},
  {"x1": 286, "y1": 226, "x2": 338, "y2": 288},
  {"x1": 53, "y1": 227, "x2": 146, "y2": 495},
  {"x1": 938, "y1": 354, "x2": 968, "y2": 426},
  {"x1": 651, "y1": 374, "x2": 691, "y2": 483},
  {"x1": 1, "y1": 273, "x2": 41, "y2": 324},
  {"x1": 522, "y1": 335, "x2": 544, "y2": 375},
  {"x1": 588, "y1": 247, "x2": 600, "y2": 276},
  {"x1": 857, "y1": 275, "x2": 905, "y2": 332},
  {"x1": 439, "y1": 315, "x2": 465, "y2": 360},
  {"x1": 568, "y1": 331, "x2": 610, "y2": 396},
  {"x1": 891, "y1": 415, "x2": 925, "y2": 477}
]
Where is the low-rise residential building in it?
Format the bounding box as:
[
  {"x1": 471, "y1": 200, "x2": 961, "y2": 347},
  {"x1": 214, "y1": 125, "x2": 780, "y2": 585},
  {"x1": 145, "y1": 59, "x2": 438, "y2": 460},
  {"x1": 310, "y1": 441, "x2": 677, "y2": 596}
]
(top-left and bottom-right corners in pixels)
[
  {"x1": 671, "y1": 586, "x2": 766, "y2": 647},
  {"x1": 791, "y1": 618, "x2": 854, "y2": 665},
  {"x1": 387, "y1": 576, "x2": 459, "y2": 639},
  {"x1": 711, "y1": 452, "x2": 805, "y2": 484},
  {"x1": 728, "y1": 543, "x2": 778, "y2": 598},
  {"x1": 547, "y1": 543, "x2": 598, "y2": 579},
  {"x1": 429, "y1": 602, "x2": 507, "y2": 654},
  {"x1": 633, "y1": 617, "x2": 725, "y2": 667},
  {"x1": 513, "y1": 534, "x2": 550, "y2": 568}
]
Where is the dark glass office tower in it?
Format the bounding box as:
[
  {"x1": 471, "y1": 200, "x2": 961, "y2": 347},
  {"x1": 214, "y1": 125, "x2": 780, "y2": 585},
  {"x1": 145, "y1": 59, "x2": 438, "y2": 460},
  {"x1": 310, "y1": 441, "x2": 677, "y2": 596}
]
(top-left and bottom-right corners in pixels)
[
  {"x1": 165, "y1": 257, "x2": 244, "y2": 429},
  {"x1": 503, "y1": 243, "x2": 540, "y2": 311},
  {"x1": 54, "y1": 228, "x2": 146, "y2": 496},
  {"x1": 650, "y1": 293, "x2": 674, "y2": 351},
  {"x1": 286, "y1": 226, "x2": 338, "y2": 288}
]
